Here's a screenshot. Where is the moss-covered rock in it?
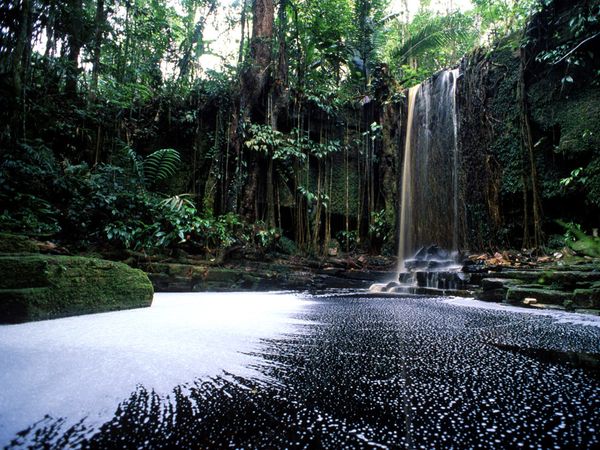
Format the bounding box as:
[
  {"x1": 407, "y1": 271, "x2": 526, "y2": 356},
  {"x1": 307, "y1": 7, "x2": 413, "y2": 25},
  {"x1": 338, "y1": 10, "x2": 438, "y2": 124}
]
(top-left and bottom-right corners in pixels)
[
  {"x1": 505, "y1": 286, "x2": 572, "y2": 305},
  {"x1": 475, "y1": 277, "x2": 523, "y2": 302},
  {"x1": 573, "y1": 288, "x2": 600, "y2": 309},
  {"x1": 0, "y1": 255, "x2": 153, "y2": 324},
  {"x1": 0, "y1": 233, "x2": 40, "y2": 254}
]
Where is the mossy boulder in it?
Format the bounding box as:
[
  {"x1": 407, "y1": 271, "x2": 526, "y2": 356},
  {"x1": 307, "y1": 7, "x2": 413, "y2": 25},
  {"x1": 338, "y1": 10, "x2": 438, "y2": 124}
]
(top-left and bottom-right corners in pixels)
[
  {"x1": 476, "y1": 277, "x2": 523, "y2": 302},
  {"x1": 573, "y1": 286, "x2": 600, "y2": 309},
  {"x1": 0, "y1": 255, "x2": 153, "y2": 324},
  {"x1": 0, "y1": 233, "x2": 40, "y2": 254}
]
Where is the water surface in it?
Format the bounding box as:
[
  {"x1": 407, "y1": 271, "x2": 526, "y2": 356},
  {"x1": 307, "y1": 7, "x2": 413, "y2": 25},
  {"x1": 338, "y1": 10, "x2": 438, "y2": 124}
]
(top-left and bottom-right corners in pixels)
[{"x1": 1, "y1": 291, "x2": 599, "y2": 448}]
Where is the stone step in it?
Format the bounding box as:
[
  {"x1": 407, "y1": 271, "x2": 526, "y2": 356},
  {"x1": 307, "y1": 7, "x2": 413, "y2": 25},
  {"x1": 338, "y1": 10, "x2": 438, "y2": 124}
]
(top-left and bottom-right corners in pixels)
[
  {"x1": 482, "y1": 270, "x2": 600, "y2": 285},
  {"x1": 505, "y1": 287, "x2": 572, "y2": 305},
  {"x1": 388, "y1": 285, "x2": 475, "y2": 298},
  {"x1": 405, "y1": 259, "x2": 460, "y2": 271}
]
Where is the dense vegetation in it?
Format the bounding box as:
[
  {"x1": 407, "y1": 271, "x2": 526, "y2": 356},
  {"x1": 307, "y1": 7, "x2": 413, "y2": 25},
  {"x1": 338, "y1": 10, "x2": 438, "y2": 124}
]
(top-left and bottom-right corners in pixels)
[{"x1": 0, "y1": 0, "x2": 598, "y2": 258}]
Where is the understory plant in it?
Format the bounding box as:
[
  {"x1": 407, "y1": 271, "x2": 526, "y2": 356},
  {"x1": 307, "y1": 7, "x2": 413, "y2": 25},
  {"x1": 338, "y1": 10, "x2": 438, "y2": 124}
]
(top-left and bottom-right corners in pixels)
[
  {"x1": 0, "y1": 142, "x2": 250, "y2": 254},
  {"x1": 560, "y1": 221, "x2": 600, "y2": 258}
]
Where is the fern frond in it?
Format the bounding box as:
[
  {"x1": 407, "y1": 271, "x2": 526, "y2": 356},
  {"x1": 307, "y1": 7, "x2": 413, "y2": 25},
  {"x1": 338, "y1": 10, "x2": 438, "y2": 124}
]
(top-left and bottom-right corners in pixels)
[
  {"x1": 143, "y1": 148, "x2": 181, "y2": 186},
  {"x1": 392, "y1": 16, "x2": 472, "y2": 65}
]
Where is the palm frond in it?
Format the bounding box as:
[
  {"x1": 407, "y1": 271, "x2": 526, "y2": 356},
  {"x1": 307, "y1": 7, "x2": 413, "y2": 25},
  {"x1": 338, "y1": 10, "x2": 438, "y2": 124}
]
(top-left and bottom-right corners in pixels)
[{"x1": 392, "y1": 16, "x2": 472, "y2": 65}]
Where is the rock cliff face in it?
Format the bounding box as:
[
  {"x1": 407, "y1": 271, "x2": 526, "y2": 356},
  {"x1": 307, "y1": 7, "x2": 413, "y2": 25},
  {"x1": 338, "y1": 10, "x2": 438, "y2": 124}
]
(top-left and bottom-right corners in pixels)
[
  {"x1": 456, "y1": 0, "x2": 600, "y2": 251},
  {"x1": 0, "y1": 242, "x2": 153, "y2": 323}
]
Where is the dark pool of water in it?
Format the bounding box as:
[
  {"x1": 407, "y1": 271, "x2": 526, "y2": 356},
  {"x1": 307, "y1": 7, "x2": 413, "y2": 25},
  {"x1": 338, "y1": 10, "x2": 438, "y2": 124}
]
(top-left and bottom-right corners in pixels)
[{"x1": 1, "y1": 291, "x2": 599, "y2": 449}]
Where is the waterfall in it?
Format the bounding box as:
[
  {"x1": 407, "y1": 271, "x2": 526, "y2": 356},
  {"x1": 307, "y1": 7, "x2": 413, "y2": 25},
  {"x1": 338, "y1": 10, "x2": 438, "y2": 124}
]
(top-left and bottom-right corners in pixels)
[
  {"x1": 397, "y1": 69, "x2": 461, "y2": 273},
  {"x1": 397, "y1": 84, "x2": 420, "y2": 274}
]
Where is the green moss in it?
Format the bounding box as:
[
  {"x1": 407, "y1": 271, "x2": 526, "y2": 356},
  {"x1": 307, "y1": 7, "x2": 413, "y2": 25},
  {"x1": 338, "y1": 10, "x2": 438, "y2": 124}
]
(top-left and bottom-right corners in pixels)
[
  {"x1": 486, "y1": 51, "x2": 524, "y2": 198},
  {"x1": 0, "y1": 257, "x2": 49, "y2": 289},
  {"x1": 573, "y1": 288, "x2": 600, "y2": 308},
  {"x1": 157, "y1": 263, "x2": 207, "y2": 278},
  {"x1": 533, "y1": 88, "x2": 600, "y2": 156},
  {"x1": 0, "y1": 233, "x2": 40, "y2": 254},
  {"x1": 203, "y1": 268, "x2": 242, "y2": 282},
  {"x1": 0, "y1": 255, "x2": 153, "y2": 324},
  {"x1": 505, "y1": 286, "x2": 572, "y2": 305},
  {"x1": 529, "y1": 74, "x2": 600, "y2": 207}
]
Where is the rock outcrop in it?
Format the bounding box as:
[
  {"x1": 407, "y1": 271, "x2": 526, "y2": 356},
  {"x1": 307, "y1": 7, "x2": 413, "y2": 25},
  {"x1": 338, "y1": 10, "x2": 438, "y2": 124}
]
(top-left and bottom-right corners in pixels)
[{"x1": 0, "y1": 251, "x2": 153, "y2": 324}]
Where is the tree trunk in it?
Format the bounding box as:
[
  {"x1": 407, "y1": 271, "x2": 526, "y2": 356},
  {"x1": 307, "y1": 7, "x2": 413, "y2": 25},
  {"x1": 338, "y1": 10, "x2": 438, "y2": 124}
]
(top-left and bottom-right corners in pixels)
[
  {"x1": 241, "y1": 160, "x2": 260, "y2": 220},
  {"x1": 44, "y1": 3, "x2": 56, "y2": 58},
  {"x1": 178, "y1": 4, "x2": 216, "y2": 82},
  {"x1": 226, "y1": 111, "x2": 242, "y2": 213},
  {"x1": 238, "y1": 0, "x2": 248, "y2": 67},
  {"x1": 12, "y1": 0, "x2": 30, "y2": 100},
  {"x1": 263, "y1": 0, "x2": 289, "y2": 228},
  {"x1": 241, "y1": 0, "x2": 274, "y2": 118},
  {"x1": 276, "y1": 0, "x2": 288, "y2": 87},
  {"x1": 237, "y1": 0, "x2": 275, "y2": 221},
  {"x1": 519, "y1": 47, "x2": 543, "y2": 249},
  {"x1": 89, "y1": 0, "x2": 105, "y2": 103},
  {"x1": 250, "y1": 0, "x2": 274, "y2": 74},
  {"x1": 65, "y1": 0, "x2": 84, "y2": 97},
  {"x1": 266, "y1": 154, "x2": 276, "y2": 227}
]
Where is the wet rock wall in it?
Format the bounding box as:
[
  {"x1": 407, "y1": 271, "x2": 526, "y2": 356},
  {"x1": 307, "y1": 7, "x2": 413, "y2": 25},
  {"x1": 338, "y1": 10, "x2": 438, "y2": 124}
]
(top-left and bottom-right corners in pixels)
[{"x1": 457, "y1": 0, "x2": 600, "y2": 251}]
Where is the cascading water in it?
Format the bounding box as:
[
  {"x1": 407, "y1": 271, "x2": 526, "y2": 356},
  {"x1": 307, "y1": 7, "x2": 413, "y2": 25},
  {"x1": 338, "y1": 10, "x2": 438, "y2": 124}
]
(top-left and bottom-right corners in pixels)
[
  {"x1": 397, "y1": 84, "x2": 419, "y2": 274},
  {"x1": 370, "y1": 68, "x2": 465, "y2": 295},
  {"x1": 397, "y1": 68, "x2": 462, "y2": 274}
]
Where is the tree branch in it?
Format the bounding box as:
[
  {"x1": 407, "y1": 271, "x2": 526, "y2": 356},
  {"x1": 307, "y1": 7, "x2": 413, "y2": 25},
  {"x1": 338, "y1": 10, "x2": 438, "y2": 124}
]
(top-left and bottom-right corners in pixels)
[{"x1": 553, "y1": 31, "x2": 600, "y2": 65}]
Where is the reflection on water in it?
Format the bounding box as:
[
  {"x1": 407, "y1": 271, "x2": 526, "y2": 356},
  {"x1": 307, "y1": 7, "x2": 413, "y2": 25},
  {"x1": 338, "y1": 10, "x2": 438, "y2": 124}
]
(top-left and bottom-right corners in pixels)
[{"x1": 1, "y1": 292, "x2": 600, "y2": 449}]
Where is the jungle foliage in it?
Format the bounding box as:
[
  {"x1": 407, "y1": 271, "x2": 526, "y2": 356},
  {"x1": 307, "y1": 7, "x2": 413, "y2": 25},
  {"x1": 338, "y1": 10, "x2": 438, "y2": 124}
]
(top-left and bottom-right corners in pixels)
[{"x1": 0, "y1": 0, "x2": 597, "y2": 256}]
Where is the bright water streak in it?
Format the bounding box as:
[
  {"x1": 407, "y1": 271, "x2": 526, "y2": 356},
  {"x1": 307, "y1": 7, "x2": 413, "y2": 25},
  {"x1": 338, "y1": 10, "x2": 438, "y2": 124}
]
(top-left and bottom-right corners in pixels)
[
  {"x1": 0, "y1": 292, "x2": 308, "y2": 445},
  {"x1": 397, "y1": 84, "x2": 420, "y2": 274}
]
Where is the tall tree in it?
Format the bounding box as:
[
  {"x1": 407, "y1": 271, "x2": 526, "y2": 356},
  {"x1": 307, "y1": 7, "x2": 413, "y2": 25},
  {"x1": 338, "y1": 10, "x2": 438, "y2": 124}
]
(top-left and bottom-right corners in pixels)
[
  {"x1": 239, "y1": 0, "x2": 274, "y2": 221},
  {"x1": 177, "y1": 0, "x2": 217, "y2": 83},
  {"x1": 11, "y1": 0, "x2": 31, "y2": 99},
  {"x1": 65, "y1": 0, "x2": 84, "y2": 96},
  {"x1": 242, "y1": 0, "x2": 274, "y2": 117},
  {"x1": 89, "y1": 0, "x2": 105, "y2": 102}
]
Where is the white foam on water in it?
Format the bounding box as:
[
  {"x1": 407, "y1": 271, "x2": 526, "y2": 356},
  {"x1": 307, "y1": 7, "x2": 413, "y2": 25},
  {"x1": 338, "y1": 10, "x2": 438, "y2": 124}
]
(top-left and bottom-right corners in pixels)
[
  {"x1": 0, "y1": 292, "x2": 308, "y2": 445},
  {"x1": 443, "y1": 297, "x2": 600, "y2": 328}
]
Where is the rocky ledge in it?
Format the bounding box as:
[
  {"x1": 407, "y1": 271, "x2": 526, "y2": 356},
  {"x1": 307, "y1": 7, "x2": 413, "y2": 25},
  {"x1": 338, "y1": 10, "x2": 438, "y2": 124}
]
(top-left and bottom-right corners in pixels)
[
  {"x1": 471, "y1": 265, "x2": 600, "y2": 312},
  {"x1": 0, "y1": 235, "x2": 154, "y2": 323},
  {"x1": 136, "y1": 255, "x2": 396, "y2": 292},
  {"x1": 374, "y1": 247, "x2": 600, "y2": 314}
]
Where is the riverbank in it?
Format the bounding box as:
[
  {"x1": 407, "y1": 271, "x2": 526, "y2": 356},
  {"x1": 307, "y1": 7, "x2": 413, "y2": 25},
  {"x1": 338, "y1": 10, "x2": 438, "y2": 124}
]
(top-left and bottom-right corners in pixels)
[
  {"x1": 1, "y1": 233, "x2": 599, "y2": 323},
  {"x1": 125, "y1": 251, "x2": 397, "y2": 292},
  {"x1": 123, "y1": 244, "x2": 600, "y2": 314}
]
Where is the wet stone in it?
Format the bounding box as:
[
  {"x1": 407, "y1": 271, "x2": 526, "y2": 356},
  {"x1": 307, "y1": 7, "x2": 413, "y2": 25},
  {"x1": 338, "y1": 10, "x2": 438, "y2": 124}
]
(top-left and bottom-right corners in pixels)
[{"x1": 506, "y1": 287, "x2": 572, "y2": 305}]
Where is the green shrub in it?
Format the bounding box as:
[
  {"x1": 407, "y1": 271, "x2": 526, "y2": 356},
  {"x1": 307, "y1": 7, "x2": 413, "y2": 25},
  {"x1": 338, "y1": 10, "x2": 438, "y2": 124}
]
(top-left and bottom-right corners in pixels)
[
  {"x1": 336, "y1": 230, "x2": 359, "y2": 252},
  {"x1": 560, "y1": 221, "x2": 600, "y2": 258}
]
